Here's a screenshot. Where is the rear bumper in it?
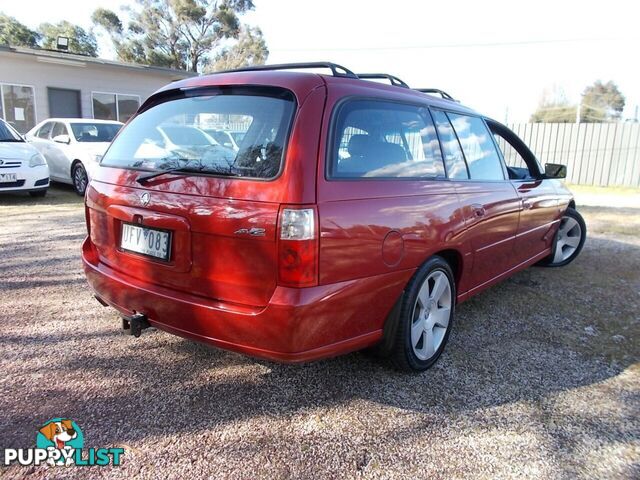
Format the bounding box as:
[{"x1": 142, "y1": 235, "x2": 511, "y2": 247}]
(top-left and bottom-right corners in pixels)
[{"x1": 82, "y1": 237, "x2": 410, "y2": 363}]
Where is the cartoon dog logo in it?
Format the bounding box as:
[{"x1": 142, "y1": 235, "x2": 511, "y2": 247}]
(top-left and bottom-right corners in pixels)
[
  {"x1": 36, "y1": 419, "x2": 83, "y2": 466},
  {"x1": 39, "y1": 420, "x2": 77, "y2": 449}
]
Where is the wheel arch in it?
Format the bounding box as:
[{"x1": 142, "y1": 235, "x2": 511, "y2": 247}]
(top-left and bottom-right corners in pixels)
[
  {"x1": 431, "y1": 248, "x2": 463, "y2": 290},
  {"x1": 371, "y1": 248, "x2": 464, "y2": 358},
  {"x1": 70, "y1": 159, "x2": 84, "y2": 178}
]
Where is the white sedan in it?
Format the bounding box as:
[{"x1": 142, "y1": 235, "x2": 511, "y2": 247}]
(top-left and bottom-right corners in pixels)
[
  {"x1": 26, "y1": 118, "x2": 122, "y2": 195},
  {"x1": 0, "y1": 118, "x2": 49, "y2": 197}
]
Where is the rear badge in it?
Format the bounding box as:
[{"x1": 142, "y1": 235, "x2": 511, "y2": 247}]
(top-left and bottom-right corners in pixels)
[
  {"x1": 140, "y1": 192, "x2": 150, "y2": 206},
  {"x1": 234, "y1": 227, "x2": 266, "y2": 237}
]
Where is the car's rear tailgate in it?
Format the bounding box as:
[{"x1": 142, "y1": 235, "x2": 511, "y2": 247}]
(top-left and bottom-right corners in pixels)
[{"x1": 86, "y1": 181, "x2": 279, "y2": 307}]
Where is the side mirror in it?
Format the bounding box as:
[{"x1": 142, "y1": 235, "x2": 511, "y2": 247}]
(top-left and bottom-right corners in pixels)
[
  {"x1": 53, "y1": 134, "x2": 70, "y2": 144},
  {"x1": 544, "y1": 163, "x2": 567, "y2": 179}
]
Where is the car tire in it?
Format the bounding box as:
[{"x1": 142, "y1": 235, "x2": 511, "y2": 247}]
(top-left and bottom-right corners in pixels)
[
  {"x1": 29, "y1": 189, "x2": 47, "y2": 198},
  {"x1": 537, "y1": 207, "x2": 586, "y2": 267},
  {"x1": 72, "y1": 163, "x2": 88, "y2": 196},
  {"x1": 390, "y1": 256, "x2": 456, "y2": 372}
]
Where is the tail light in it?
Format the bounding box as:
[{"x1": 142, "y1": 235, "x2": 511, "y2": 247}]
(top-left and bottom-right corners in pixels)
[{"x1": 277, "y1": 206, "x2": 318, "y2": 287}]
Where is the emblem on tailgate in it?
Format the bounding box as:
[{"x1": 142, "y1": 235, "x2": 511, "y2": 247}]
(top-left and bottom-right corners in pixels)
[
  {"x1": 234, "y1": 227, "x2": 266, "y2": 237},
  {"x1": 140, "y1": 192, "x2": 150, "y2": 206}
]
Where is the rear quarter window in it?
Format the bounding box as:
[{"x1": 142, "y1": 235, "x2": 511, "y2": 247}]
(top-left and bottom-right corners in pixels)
[
  {"x1": 101, "y1": 87, "x2": 296, "y2": 180},
  {"x1": 329, "y1": 99, "x2": 445, "y2": 179}
]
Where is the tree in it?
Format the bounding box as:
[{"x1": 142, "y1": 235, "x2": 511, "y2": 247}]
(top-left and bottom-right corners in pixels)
[
  {"x1": 530, "y1": 85, "x2": 577, "y2": 123},
  {"x1": 580, "y1": 80, "x2": 625, "y2": 123},
  {"x1": 207, "y1": 26, "x2": 268, "y2": 72},
  {"x1": 38, "y1": 21, "x2": 98, "y2": 56},
  {"x1": 0, "y1": 13, "x2": 40, "y2": 47},
  {"x1": 92, "y1": 0, "x2": 264, "y2": 72}
]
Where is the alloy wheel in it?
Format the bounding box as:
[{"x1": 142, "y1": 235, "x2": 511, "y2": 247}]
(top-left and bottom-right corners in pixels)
[
  {"x1": 410, "y1": 270, "x2": 452, "y2": 361},
  {"x1": 553, "y1": 216, "x2": 582, "y2": 264},
  {"x1": 74, "y1": 165, "x2": 88, "y2": 195}
]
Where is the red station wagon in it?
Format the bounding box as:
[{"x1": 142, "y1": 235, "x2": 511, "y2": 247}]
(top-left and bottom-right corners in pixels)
[{"x1": 82, "y1": 62, "x2": 587, "y2": 371}]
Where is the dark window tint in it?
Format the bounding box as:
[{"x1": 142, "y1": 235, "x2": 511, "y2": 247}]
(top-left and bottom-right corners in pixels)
[
  {"x1": 117, "y1": 95, "x2": 139, "y2": 123},
  {"x1": 51, "y1": 122, "x2": 69, "y2": 138},
  {"x1": 70, "y1": 123, "x2": 121, "y2": 143},
  {"x1": 432, "y1": 110, "x2": 468, "y2": 179},
  {"x1": 448, "y1": 113, "x2": 504, "y2": 181},
  {"x1": 93, "y1": 93, "x2": 117, "y2": 121},
  {"x1": 331, "y1": 100, "x2": 445, "y2": 179},
  {"x1": 0, "y1": 119, "x2": 23, "y2": 141},
  {"x1": 101, "y1": 87, "x2": 296, "y2": 180},
  {"x1": 36, "y1": 122, "x2": 53, "y2": 139}
]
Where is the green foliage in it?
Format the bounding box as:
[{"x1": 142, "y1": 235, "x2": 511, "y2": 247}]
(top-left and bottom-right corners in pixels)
[
  {"x1": 530, "y1": 104, "x2": 577, "y2": 123},
  {"x1": 92, "y1": 0, "x2": 264, "y2": 72},
  {"x1": 0, "y1": 13, "x2": 40, "y2": 47},
  {"x1": 580, "y1": 80, "x2": 625, "y2": 123},
  {"x1": 0, "y1": 12, "x2": 97, "y2": 57},
  {"x1": 38, "y1": 21, "x2": 98, "y2": 56},
  {"x1": 207, "y1": 26, "x2": 268, "y2": 72},
  {"x1": 530, "y1": 86, "x2": 577, "y2": 123},
  {"x1": 531, "y1": 81, "x2": 627, "y2": 123}
]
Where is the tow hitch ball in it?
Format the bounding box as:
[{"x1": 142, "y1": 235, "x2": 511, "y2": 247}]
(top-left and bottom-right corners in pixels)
[{"x1": 122, "y1": 313, "x2": 150, "y2": 338}]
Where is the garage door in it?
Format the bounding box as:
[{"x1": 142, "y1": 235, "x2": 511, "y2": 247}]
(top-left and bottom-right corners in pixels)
[{"x1": 48, "y1": 88, "x2": 81, "y2": 118}]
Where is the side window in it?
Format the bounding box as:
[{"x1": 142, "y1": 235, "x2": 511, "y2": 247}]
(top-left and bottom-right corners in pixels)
[
  {"x1": 431, "y1": 110, "x2": 468, "y2": 179},
  {"x1": 330, "y1": 100, "x2": 445, "y2": 179},
  {"x1": 448, "y1": 113, "x2": 505, "y2": 181},
  {"x1": 36, "y1": 122, "x2": 53, "y2": 139},
  {"x1": 488, "y1": 122, "x2": 541, "y2": 180},
  {"x1": 51, "y1": 122, "x2": 69, "y2": 139}
]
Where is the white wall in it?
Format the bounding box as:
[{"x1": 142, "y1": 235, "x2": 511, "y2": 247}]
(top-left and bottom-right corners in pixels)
[{"x1": 0, "y1": 51, "x2": 189, "y2": 127}]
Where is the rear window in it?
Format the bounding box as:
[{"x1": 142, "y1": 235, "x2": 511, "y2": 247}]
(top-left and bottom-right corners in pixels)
[
  {"x1": 101, "y1": 87, "x2": 296, "y2": 180},
  {"x1": 329, "y1": 100, "x2": 445, "y2": 179}
]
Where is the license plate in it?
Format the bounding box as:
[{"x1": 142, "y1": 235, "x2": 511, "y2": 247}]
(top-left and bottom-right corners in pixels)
[
  {"x1": 121, "y1": 223, "x2": 171, "y2": 261},
  {"x1": 0, "y1": 173, "x2": 17, "y2": 183}
]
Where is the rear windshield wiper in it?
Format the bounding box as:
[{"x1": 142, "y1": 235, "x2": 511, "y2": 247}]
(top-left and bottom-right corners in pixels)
[{"x1": 136, "y1": 166, "x2": 238, "y2": 184}]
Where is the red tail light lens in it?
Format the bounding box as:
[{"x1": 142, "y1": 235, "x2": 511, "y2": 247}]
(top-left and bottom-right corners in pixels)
[
  {"x1": 277, "y1": 207, "x2": 318, "y2": 287},
  {"x1": 84, "y1": 204, "x2": 91, "y2": 236}
]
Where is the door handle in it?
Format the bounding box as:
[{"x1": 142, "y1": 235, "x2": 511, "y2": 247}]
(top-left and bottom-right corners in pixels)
[
  {"x1": 523, "y1": 200, "x2": 534, "y2": 210},
  {"x1": 471, "y1": 204, "x2": 486, "y2": 217}
]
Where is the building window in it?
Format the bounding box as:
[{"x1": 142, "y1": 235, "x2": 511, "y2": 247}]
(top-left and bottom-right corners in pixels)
[
  {"x1": 92, "y1": 92, "x2": 140, "y2": 123},
  {"x1": 0, "y1": 84, "x2": 36, "y2": 133}
]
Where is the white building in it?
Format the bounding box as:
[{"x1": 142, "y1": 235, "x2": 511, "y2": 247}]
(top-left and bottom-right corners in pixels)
[{"x1": 0, "y1": 45, "x2": 194, "y2": 132}]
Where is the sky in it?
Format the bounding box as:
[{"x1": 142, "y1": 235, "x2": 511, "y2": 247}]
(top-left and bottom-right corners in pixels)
[{"x1": 2, "y1": 0, "x2": 639, "y2": 122}]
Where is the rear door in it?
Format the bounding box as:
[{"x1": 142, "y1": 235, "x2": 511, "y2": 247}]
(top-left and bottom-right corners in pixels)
[
  {"x1": 48, "y1": 122, "x2": 72, "y2": 180},
  {"x1": 488, "y1": 120, "x2": 560, "y2": 264},
  {"x1": 28, "y1": 121, "x2": 53, "y2": 158},
  {"x1": 433, "y1": 110, "x2": 521, "y2": 290},
  {"x1": 87, "y1": 81, "x2": 325, "y2": 308}
]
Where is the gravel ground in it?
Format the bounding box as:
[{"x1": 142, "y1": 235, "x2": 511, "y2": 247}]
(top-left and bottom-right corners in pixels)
[{"x1": 0, "y1": 185, "x2": 638, "y2": 479}]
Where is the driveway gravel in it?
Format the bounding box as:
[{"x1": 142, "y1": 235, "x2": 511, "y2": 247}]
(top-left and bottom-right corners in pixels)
[{"x1": 0, "y1": 185, "x2": 638, "y2": 479}]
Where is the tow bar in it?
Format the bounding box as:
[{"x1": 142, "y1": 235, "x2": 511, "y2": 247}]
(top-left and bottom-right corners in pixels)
[{"x1": 122, "y1": 313, "x2": 150, "y2": 338}]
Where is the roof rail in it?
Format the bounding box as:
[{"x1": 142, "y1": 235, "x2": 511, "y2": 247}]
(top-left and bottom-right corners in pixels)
[
  {"x1": 356, "y1": 73, "x2": 410, "y2": 88},
  {"x1": 415, "y1": 88, "x2": 457, "y2": 102},
  {"x1": 218, "y1": 62, "x2": 359, "y2": 79}
]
